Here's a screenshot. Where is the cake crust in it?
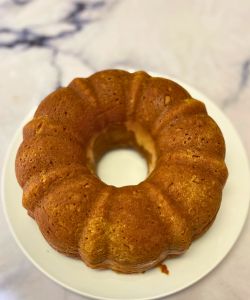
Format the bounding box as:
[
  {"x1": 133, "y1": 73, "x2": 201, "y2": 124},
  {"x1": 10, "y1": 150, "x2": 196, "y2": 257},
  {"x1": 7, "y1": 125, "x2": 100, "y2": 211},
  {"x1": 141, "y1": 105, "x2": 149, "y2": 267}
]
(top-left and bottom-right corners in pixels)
[{"x1": 15, "y1": 69, "x2": 228, "y2": 273}]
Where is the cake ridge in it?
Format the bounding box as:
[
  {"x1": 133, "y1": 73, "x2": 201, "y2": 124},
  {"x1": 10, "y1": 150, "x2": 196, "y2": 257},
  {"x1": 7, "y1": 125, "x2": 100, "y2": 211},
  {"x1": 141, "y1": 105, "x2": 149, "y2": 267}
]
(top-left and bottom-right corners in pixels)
[
  {"x1": 133, "y1": 76, "x2": 191, "y2": 132},
  {"x1": 16, "y1": 134, "x2": 85, "y2": 187},
  {"x1": 34, "y1": 174, "x2": 104, "y2": 257},
  {"x1": 34, "y1": 87, "x2": 98, "y2": 144},
  {"x1": 68, "y1": 78, "x2": 98, "y2": 108},
  {"x1": 157, "y1": 150, "x2": 228, "y2": 185},
  {"x1": 79, "y1": 186, "x2": 113, "y2": 267},
  {"x1": 22, "y1": 164, "x2": 90, "y2": 216},
  {"x1": 142, "y1": 181, "x2": 193, "y2": 253},
  {"x1": 148, "y1": 161, "x2": 223, "y2": 237},
  {"x1": 23, "y1": 116, "x2": 86, "y2": 147},
  {"x1": 88, "y1": 69, "x2": 130, "y2": 126},
  {"x1": 145, "y1": 180, "x2": 194, "y2": 238},
  {"x1": 155, "y1": 113, "x2": 226, "y2": 160},
  {"x1": 152, "y1": 98, "x2": 207, "y2": 135},
  {"x1": 125, "y1": 71, "x2": 150, "y2": 119},
  {"x1": 97, "y1": 185, "x2": 173, "y2": 272}
]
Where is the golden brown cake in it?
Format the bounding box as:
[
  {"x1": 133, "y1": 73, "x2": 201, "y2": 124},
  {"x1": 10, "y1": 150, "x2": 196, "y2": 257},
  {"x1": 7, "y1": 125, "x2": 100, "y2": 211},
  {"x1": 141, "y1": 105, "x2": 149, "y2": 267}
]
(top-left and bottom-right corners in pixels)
[{"x1": 15, "y1": 69, "x2": 228, "y2": 273}]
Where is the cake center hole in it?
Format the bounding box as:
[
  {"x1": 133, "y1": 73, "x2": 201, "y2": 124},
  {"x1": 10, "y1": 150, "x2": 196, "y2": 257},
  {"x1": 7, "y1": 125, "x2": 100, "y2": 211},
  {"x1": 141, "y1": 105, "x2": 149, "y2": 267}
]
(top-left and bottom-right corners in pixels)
[{"x1": 97, "y1": 148, "x2": 148, "y2": 187}]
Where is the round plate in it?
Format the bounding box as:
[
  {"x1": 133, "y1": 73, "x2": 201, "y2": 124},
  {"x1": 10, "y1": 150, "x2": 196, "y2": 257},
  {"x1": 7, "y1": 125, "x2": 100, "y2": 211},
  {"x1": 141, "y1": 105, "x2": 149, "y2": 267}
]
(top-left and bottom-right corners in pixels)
[{"x1": 2, "y1": 72, "x2": 250, "y2": 300}]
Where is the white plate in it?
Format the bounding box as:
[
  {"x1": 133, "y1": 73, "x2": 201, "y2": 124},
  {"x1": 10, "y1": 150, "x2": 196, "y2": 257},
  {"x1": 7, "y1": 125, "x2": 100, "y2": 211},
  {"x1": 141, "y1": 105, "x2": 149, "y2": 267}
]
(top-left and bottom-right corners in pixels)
[{"x1": 2, "y1": 72, "x2": 250, "y2": 300}]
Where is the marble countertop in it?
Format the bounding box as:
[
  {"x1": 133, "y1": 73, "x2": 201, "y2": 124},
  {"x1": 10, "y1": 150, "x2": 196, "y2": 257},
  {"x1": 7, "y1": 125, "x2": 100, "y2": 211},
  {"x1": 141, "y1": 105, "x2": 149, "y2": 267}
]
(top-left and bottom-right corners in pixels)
[{"x1": 1, "y1": 0, "x2": 250, "y2": 299}]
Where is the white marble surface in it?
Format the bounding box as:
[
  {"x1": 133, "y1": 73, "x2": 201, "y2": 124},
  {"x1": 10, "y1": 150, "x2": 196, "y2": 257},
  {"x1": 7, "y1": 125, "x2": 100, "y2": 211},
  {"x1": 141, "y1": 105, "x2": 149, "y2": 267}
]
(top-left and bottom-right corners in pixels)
[{"x1": 0, "y1": 0, "x2": 250, "y2": 299}]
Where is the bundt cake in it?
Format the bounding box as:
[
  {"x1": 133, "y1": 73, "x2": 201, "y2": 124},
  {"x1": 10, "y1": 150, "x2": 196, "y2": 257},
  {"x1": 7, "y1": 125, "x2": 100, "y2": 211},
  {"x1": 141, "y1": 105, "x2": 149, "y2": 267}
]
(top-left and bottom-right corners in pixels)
[{"x1": 15, "y1": 69, "x2": 228, "y2": 273}]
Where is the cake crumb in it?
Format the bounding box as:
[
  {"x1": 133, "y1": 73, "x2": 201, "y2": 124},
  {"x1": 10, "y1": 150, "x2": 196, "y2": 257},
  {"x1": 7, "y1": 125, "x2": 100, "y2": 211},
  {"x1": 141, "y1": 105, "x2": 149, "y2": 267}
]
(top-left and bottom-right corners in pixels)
[
  {"x1": 158, "y1": 263, "x2": 170, "y2": 275},
  {"x1": 164, "y1": 95, "x2": 171, "y2": 105}
]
